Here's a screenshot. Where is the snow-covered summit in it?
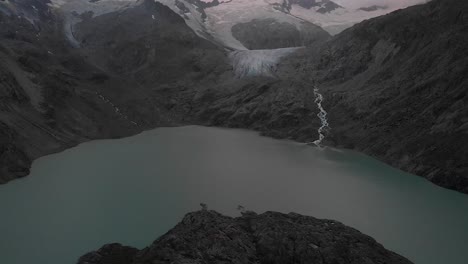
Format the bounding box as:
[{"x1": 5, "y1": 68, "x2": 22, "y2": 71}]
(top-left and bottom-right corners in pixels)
[
  {"x1": 157, "y1": 0, "x2": 427, "y2": 49},
  {"x1": 3, "y1": 0, "x2": 426, "y2": 51},
  {"x1": 158, "y1": 0, "x2": 333, "y2": 50},
  {"x1": 281, "y1": 0, "x2": 426, "y2": 35}
]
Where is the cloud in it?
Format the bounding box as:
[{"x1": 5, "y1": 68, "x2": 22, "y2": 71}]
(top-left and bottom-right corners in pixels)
[{"x1": 333, "y1": 0, "x2": 428, "y2": 9}]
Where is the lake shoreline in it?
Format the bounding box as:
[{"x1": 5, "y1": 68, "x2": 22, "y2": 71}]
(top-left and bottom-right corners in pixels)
[{"x1": 1, "y1": 126, "x2": 468, "y2": 264}]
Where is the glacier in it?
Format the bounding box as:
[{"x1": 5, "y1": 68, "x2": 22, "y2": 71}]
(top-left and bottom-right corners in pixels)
[{"x1": 230, "y1": 47, "x2": 302, "y2": 78}]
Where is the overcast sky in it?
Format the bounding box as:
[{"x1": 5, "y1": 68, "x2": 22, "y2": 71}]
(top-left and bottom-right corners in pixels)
[{"x1": 333, "y1": 0, "x2": 428, "y2": 9}]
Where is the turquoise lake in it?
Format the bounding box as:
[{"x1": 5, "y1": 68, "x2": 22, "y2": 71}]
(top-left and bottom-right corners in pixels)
[{"x1": 1, "y1": 126, "x2": 467, "y2": 264}]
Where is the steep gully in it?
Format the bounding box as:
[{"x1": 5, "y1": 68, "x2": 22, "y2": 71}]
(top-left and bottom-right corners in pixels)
[{"x1": 0, "y1": 0, "x2": 467, "y2": 195}]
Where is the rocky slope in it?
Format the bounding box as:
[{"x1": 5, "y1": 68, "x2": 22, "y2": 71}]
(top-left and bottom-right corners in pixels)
[
  {"x1": 298, "y1": 0, "x2": 468, "y2": 193},
  {"x1": 78, "y1": 210, "x2": 413, "y2": 264},
  {"x1": 0, "y1": 0, "x2": 231, "y2": 183},
  {"x1": 193, "y1": 0, "x2": 468, "y2": 194},
  {"x1": 0, "y1": 8, "x2": 139, "y2": 183}
]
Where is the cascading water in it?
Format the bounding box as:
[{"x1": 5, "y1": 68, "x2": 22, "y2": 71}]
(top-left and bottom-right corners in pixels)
[
  {"x1": 230, "y1": 47, "x2": 302, "y2": 78},
  {"x1": 309, "y1": 86, "x2": 329, "y2": 147}
]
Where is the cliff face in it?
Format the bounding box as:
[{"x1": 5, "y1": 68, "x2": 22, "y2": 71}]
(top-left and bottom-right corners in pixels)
[{"x1": 78, "y1": 210, "x2": 413, "y2": 264}]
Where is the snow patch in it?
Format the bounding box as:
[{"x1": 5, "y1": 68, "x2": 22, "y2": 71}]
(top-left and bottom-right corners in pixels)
[{"x1": 288, "y1": 0, "x2": 427, "y2": 34}]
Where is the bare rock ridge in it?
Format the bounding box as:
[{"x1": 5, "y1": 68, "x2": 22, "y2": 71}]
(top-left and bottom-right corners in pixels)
[{"x1": 77, "y1": 210, "x2": 413, "y2": 264}]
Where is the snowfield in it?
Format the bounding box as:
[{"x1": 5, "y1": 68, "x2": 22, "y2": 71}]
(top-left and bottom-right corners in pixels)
[
  {"x1": 156, "y1": 0, "x2": 427, "y2": 49},
  {"x1": 35, "y1": 0, "x2": 427, "y2": 50}
]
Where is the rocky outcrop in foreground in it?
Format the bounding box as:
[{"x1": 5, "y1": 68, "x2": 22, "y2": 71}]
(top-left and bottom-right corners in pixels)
[{"x1": 78, "y1": 210, "x2": 412, "y2": 264}]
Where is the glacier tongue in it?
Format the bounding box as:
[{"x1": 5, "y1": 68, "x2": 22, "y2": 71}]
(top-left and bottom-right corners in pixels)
[{"x1": 230, "y1": 47, "x2": 301, "y2": 78}]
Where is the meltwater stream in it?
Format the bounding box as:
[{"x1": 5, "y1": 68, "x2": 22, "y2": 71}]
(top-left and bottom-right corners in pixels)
[
  {"x1": 310, "y1": 86, "x2": 329, "y2": 147},
  {"x1": 1, "y1": 126, "x2": 468, "y2": 264}
]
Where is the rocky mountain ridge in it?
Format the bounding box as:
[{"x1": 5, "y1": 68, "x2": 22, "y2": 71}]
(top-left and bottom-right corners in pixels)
[{"x1": 77, "y1": 210, "x2": 413, "y2": 264}]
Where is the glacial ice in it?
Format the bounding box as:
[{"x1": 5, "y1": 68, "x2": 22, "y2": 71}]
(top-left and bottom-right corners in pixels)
[{"x1": 230, "y1": 47, "x2": 302, "y2": 78}]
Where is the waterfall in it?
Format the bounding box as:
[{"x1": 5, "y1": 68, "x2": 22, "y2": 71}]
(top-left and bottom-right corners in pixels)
[{"x1": 309, "y1": 86, "x2": 329, "y2": 147}]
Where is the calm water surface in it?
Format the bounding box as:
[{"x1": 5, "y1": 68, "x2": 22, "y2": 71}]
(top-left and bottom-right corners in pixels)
[{"x1": 1, "y1": 126, "x2": 468, "y2": 264}]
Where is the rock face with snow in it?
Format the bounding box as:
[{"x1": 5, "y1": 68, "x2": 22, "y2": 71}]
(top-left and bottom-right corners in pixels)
[
  {"x1": 77, "y1": 210, "x2": 413, "y2": 264},
  {"x1": 156, "y1": 0, "x2": 425, "y2": 44},
  {"x1": 0, "y1": 0, "x2": 230, "y2": 183},
  {"x1": 189, "y1": 0, "x2": 468, "y2": 194},
  {"x1": 285, "y1": 0, "x2": 343, "y2": 13},
  {"x1": 73, "y1": 0, "x2": 228, "y2": 84},
  {"x1": 230, "y1": 47, "x2": 301, "y2": 77},
  {"x1": 231, "y1": 18, "x2": 329, "y2": 50},
  {"x1": 158, "y1": 0, "x2": 331, "y2": 50}
]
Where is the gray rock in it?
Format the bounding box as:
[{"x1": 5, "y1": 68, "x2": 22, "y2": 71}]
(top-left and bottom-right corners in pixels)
[
  {"x1": 77, "y1": 210, "x2": 413, "y2": 264},
  {"x1": 231, "y1": 18, "x2": 330, "y2": 50}
]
